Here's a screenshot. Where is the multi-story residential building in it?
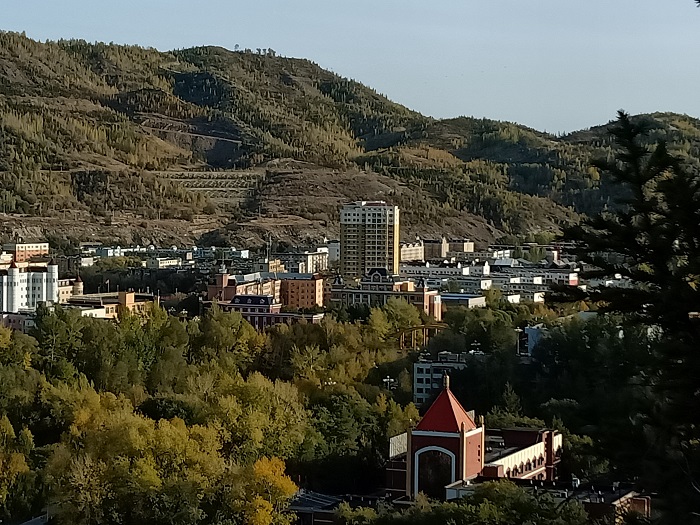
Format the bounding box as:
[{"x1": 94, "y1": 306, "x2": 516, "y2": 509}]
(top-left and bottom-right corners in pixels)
[
  {"x1": 423, "y1": 237, "x2": 449, "y2": 260},
  {"x1": 490, "y1": 243, "x2": 561, "y2": 263},
  {"x1": 413, "y1": 352, "x2": 470, "y2": 405},
  {"x1": 454, "y1": 249, "x2": 512, "y2": 262},
  {"x1": 58, "y1": 276, "x2": 84, "y2": 303},
  {"x1": 0, "y1": 261, "x2": 59, "y2": 313},
  {"x1": 330, "y1": 268, "x2": 442, "y2": 321},
  {"x1": 400, "y1": 261, "x2": 490, "y2": 281},
  {"x1": 400, "y1": 240, "x2": 424, "y2": 262},
  {"x1": 254, "y1": 258, "x2": 286, "y2": 273},
  {"x1": 317, "y1": 241, "x2": 340, "y2": 264},
  {"x1": 447, "y1": 277, "x2": 493, "y2": 294},
  {"x1": 95, "y1": 246, "x2": 127, "y2": 258},
  {"x1": 274, "y1": 251, "x2": 329, "y2": 274},
  {"x1": 280, "y1": 274, "x2": 325, "y2": 309},
  {"x1": 340, "y1": 201, "x2": 400, "y2": 278},
  {"x1": 208, "y1": 271, "x2": 325, "y2": 310},
  {"x1": 2, "y1": 242, "x2": 50, "y2": 263}
]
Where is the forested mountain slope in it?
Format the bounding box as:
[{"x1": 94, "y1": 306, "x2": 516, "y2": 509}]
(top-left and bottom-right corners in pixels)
[{"x1": 1, "y1": 31, "x2": 698, "y2": 246}]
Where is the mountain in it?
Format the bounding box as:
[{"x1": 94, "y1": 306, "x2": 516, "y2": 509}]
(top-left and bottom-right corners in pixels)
[{"x1": 1, "y1": 31, "x2": 699, "y2": 248}]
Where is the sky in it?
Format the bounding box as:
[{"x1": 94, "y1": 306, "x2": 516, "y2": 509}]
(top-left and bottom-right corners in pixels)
[{"x1": 2, "y1": 0, "x2": 699, "y2": 133}]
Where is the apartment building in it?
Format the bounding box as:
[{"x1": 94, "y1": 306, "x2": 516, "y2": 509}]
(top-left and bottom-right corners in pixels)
[
  {"x1": 280, "y1": 274, "x2": 325, "y2": 309},
  {"x1": 413, "y1": 352, "x2": 470, "y2": 405},
  {"x1": 498, "y1": 266, "x2": 579, "y2": 286},
  {"x1": 146, "y1": 257, "x2": 182, "y2": 270},
  {"x1": 58, "y1": 276, "x2": 84, "y2": 303},
  {"x1": 274, "y1": 251, "x2": 329, "y2": 273},
  {"x1": 208, "y1": 271, "x2": 325, "y2": 310},
  {"x1": 340, "y1": 201, "x2": 400, "y2": 278},
  {"x1": 400, "y1": 240, "x2": 425, "y2": 262},
  {"x1": 439, "y1": 293, "x2": 487, "y2": 310},
  {"x1": 448, "y1": 239, "x2": 475, "y2": 254},
  {"x1": 317, "y1": 241, "x2": 340, "y2": 264},
  {"x1": 2, "y1": 242, "x2": 50, "y2": 263},
  {"x1": 254, "y1": 258, "x2": 286, "y2": 273},
  {"x1": 400, "y1": 261, "x2": 490, "y2": 280}
]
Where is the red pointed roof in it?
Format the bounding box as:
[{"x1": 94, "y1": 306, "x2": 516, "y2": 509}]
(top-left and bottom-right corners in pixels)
[{"x1": 416, "y1": 386, "x2": 477, "y2": 433}]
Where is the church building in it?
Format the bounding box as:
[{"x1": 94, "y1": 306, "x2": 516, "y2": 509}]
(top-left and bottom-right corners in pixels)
[{"x1": 387, "y1": 376, "x2": 563, "y2": 500}]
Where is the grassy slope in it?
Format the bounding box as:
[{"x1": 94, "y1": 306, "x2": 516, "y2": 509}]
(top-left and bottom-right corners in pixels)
[{"x1": 1, "y1": 32, "x2": 699, "y2": 246}]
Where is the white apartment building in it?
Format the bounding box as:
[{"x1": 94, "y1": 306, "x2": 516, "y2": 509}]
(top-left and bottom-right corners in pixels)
[
  {"x1": 452, "y1": 249, "x2": 512, "y2": 262},
  {"x1": 500, "y1": 267, "x2": 578, "y2": 286},
  {"x1": 413, "y1": 352, "x2": 470, "y2": 405},
  {"x1": 340, "y1": 201, "x2": 400, "y2": 278},
  {"x1": 0, "y1": 262, "x2": 59, "y2": 313},
  {"x1": 400, "y1": 261, "x2": 491, "y2": 281}
]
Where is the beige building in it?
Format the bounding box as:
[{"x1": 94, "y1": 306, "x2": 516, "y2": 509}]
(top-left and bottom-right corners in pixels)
[
  {"x1": 340, "y1": 201, "x2": 400, "y2": 278},
  {"x1": 274, "y1": 251, "x2": 329, "y2": 274},
  {"x1": 2, "y1": 242, "x2": 50, "y2": 263},
  {"x1": 254, "y1": 258, "x2": 286, "y2": 273},
  {"x1": 66, "y1": 291, "x2": 153, "y2": 319},
  {"x1": 58, "y1": 276, "x2": 84, "y2": 303},
  {"x1": 146, "y1": 257, "x2": 181, "y2": 269},
  {"x1": 400, "y1": 240, "x2": 425, "y2": 262}
]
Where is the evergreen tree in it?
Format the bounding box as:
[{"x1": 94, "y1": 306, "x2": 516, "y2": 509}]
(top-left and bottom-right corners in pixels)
[{"x1": 562, "y1": 111, "x2": 700, "y2": 522}]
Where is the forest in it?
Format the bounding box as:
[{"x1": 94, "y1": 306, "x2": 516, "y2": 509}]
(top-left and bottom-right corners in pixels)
[{"x1": 0, "y1": 288, "x2": 637, "y2": 525}]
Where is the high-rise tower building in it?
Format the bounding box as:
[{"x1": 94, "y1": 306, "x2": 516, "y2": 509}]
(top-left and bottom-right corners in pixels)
[{"x1": 340, "y1": 201, "x2": 400, "y2": 278}]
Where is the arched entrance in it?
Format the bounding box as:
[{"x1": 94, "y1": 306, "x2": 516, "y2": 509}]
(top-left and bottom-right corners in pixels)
[{"x1": 415, "y1": 447, "x2": 455, "y2": 498}]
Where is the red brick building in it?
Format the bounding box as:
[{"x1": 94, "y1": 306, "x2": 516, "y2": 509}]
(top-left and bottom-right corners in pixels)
[
  {"x1": 406, "y1": 376, "x2": 485, "y2": 498},
  {"x1": 387, "y1": 377, "x2": 562, "y2": 500}
]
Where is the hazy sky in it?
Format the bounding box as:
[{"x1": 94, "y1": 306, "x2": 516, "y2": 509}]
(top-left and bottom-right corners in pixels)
[{"x1": 3, "y1": 0, "x2": 699, "y2": 132}]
